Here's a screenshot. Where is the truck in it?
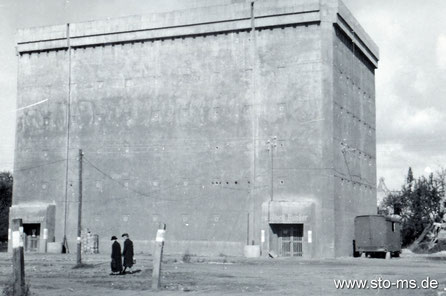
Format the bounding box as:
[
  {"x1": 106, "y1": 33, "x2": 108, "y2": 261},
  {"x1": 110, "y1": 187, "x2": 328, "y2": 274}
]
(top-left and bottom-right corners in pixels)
[{"x1": 353, "y1": 215, "x2": 401, "y2": 259}]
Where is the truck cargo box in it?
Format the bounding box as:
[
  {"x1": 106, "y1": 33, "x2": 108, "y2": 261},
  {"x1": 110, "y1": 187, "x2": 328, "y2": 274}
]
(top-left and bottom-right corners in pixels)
[{"x1": 354, "y1": 215, "x2": 401, "y2": 258}]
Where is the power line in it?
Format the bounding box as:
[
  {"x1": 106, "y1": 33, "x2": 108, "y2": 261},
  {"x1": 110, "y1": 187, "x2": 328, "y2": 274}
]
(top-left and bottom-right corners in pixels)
[
  {"x1": 83, "y1": 156, "x2": 210, "y2": 202},
  {"x1": 80, "y1": 155, "x2": 276, "y2": 203},
  {"x1": 13, "y1": 158, "x2": 67, "y2": 172}
]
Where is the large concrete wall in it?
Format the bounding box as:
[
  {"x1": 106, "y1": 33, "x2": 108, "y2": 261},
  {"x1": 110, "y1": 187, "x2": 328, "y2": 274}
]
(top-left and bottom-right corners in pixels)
[
  {"x1": 14, "y1": 50, "x2": 69, "y2": 244},
  {"x1": 13, "y1": 0, "x2": 378, "y2": 257},
  {"x1": 332, "y1": 19, "x2": 378, "y2": 256},
  {"x1": 254, "y1": 23, "x2": 334, "y2": 257},
  {"x1": 71, "y1": 29, "x2": 255, "y2": 254}
]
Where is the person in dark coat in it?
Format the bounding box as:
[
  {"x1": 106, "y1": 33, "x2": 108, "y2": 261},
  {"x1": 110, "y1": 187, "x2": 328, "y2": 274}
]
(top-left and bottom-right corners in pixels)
[
  {"x1": 122, "y1": 233, "x2": 134, "y2": 274},
  {"x1": 110, "y1": 236, "x2": 122, "y2": 275}
]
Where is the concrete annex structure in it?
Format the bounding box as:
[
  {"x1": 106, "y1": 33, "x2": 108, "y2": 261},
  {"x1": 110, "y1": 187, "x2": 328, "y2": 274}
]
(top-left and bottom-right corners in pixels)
[{"x1": 11, "y1": 0, "x2": 379, "y2": 258}]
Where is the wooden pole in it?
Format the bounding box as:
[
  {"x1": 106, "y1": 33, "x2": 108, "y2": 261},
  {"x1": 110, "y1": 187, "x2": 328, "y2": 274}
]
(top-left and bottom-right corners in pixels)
[
  {"x1": 270, "y1": 141, "x2": 274, "y2": 201},
  {"x1": 246, "y1": 213, "x2": 250, "y2": 245},
  {"x1": 76, "y1": 149, "x2": 83, "y2": 266},
  {"x1": 269, "y1": 136, "x2": 276, "y2": 202},
  {"x1": 12, "y1": 218, "x2": 25, "y2": 296},
  {"x1": 152, "y1": 224, "x2": 166, "y2": 290}
]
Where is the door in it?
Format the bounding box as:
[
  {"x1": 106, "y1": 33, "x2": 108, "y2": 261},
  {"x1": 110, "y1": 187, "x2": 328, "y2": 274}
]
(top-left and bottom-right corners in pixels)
[
  {"x1": 23, "y1": 223, "x2": 40, "y2": 252},
  {"x1": 278, "y1": 224, "x2": 303, "y2": 257}
]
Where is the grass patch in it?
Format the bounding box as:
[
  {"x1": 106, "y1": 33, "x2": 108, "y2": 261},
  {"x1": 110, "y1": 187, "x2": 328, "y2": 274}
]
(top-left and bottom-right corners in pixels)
[
  {"x1": 2, "y1": 280, "x2": 31, "y2": 296},
  {"x1": 72, "y1": 263, "x2": 95, "y2": 269},
  {"x1": 182, "y1": 251, "x2": 192, "y2": 263},
  {"x1": 219, "y1": 253, "x2": 228, "y2": 263}
]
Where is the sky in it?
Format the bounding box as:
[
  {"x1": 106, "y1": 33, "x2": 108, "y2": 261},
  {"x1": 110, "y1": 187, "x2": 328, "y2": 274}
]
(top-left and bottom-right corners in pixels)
[{"x1": 0, "y1": 0, "x2": 445, "y2": 190}]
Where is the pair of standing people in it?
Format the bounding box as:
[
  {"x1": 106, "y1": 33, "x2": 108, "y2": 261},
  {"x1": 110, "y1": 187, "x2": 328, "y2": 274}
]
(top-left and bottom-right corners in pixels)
[{"x1": 111, "y1": 233, "x2": 134, "y2": 275}]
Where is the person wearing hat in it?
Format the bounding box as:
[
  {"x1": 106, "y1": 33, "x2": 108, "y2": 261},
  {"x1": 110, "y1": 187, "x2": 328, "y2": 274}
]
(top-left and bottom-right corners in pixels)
[
  {"x1": 110, "y1": 236, "x2": 123, "y2": 275},
  {"x1": 121, "y1": 233, "x2": 134, "y2": 274}
]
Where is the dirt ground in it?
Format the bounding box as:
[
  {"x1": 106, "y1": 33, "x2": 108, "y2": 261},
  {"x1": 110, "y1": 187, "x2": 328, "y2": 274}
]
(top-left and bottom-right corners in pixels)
[{"x1": 0, "y1": 251, "x2": 446, "y2": 296}]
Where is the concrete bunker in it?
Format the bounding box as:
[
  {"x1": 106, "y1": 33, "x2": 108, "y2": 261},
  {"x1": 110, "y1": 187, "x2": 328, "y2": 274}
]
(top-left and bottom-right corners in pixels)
[{"x1": 11, "y1": 0, "x2": 379, "y2": 257}]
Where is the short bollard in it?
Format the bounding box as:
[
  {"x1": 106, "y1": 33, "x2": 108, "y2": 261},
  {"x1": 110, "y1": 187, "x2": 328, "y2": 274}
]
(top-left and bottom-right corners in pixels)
[
  {"x1": 43, "y1": 228, "x2": 48, "y2": 253},
  {"x1": 152, "y1": 224, "x2": 166, "y2": 290}
]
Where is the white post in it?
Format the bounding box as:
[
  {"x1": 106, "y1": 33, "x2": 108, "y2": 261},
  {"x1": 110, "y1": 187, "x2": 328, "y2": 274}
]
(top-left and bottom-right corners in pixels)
[
  {"x1": 152, "y1": 224, "x2": 166, "y2": 290},
  {"x1": 43, "y1": 228, "x2": 48, "y2": 253}
]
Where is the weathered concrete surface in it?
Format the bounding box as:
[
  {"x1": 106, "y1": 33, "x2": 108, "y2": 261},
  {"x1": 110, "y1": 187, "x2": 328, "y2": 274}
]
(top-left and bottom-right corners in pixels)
[{"x1": 12, "y1": 0, "x2": 378, "y2": 257}]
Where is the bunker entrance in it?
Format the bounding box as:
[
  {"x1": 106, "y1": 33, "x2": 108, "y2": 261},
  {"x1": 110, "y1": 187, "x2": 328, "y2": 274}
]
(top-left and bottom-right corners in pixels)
[
  {"x1": 9, "y1": 204, "x2": 56, "y2": 253},
  {"x1": 23, "y1": 223, "x2": 40, "y2": 252},
  {"x1": 270, "y1": 224, "x2": 303, "y2": 257}
]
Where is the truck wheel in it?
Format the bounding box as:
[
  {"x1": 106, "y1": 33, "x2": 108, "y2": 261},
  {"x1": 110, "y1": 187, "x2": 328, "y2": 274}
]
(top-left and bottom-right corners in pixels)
[{"x1": 385, "y1": 252, "x2": 391, "y2": 260}]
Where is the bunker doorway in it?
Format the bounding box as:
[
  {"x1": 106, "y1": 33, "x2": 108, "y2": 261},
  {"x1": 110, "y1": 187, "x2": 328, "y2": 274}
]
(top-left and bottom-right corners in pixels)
[
  {"x1": 270, "y1": 224, "x2": 303, "y2": 257},
  {"x1": 23, "y1": 223, "x2": 40, "y2": 252}
]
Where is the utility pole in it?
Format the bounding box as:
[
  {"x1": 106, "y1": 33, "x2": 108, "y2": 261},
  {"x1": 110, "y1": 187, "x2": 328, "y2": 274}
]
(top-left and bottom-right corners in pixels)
[
  {"x1": 62, "y1": 22, "x2": 73, "y2": 254},
  {"x1": 249, "y1": 0, "x2": 258, "y2": 247},
  {"x1": 76, "y1": 149, "x2": 83, "y2": 266},
  {"x1": 266, "y1": 136, "x2": 277, "y2": 201},
  {"x1": 246, "y1": 213, "x2": 250, "y2": 245}
]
